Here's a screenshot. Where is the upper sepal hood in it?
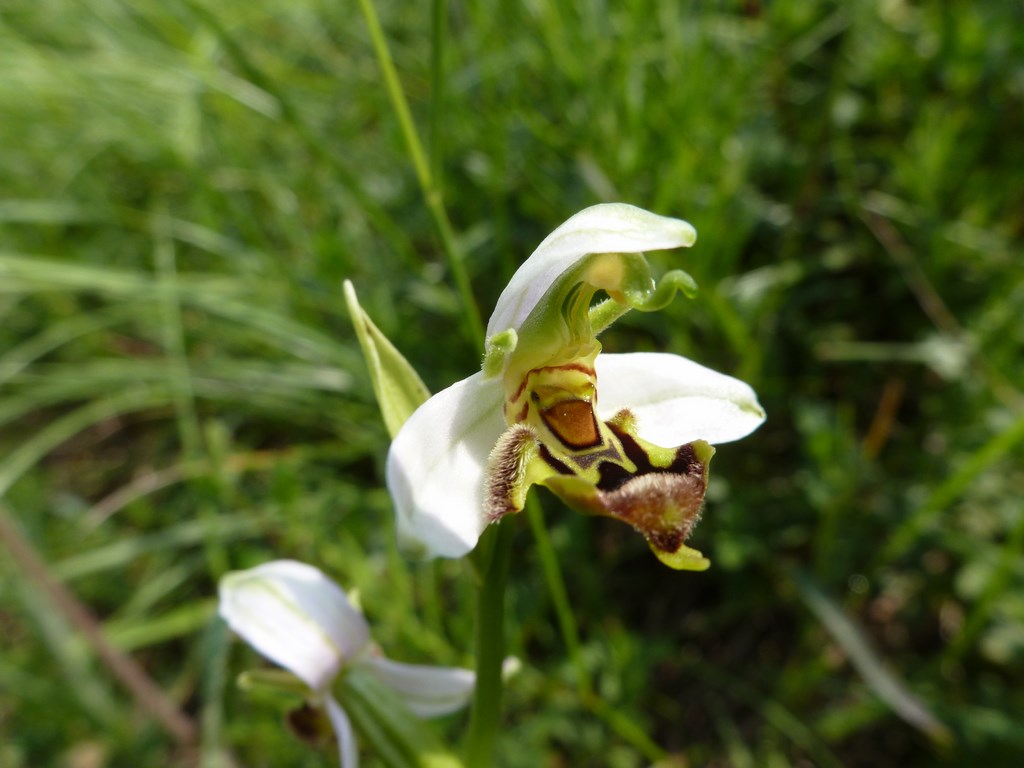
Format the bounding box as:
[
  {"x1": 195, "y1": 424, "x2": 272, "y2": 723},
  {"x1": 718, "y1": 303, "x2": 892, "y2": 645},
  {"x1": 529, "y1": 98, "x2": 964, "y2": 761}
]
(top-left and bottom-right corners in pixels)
[
  {"x1": 486, "y1": 203, "x2": 697, "y2": 341},
  {"x1": 482, "y1": 203, "x2": 699, "y2": 387}
]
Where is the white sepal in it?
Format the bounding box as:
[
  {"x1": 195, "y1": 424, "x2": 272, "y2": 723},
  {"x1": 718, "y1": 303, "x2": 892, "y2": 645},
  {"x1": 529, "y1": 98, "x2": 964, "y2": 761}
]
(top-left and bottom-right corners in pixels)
[{"x1": 386, "y1": 371, "x2": 506, "y2": 558}]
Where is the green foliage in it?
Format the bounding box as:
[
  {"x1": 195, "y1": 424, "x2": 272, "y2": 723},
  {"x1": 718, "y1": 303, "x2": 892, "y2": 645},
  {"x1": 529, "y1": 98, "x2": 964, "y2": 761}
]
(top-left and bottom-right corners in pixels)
[{"x1": 2, "y1": 0, "x2": 1023, "y2": 765}]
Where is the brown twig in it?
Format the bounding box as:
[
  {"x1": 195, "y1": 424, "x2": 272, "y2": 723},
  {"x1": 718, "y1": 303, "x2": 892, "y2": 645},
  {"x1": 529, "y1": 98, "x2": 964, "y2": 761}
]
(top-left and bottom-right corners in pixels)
[
  {"x1": 0, "y1": 506, "x2": 199, "y2": 747},
  {"x1": 861, "y1": 205, "x2": 1024, "y2": 413},
  {"x1": 860, "y1": 208, "x2": 962, "y2": 337},
  {"x1": 862, "y1": 377, "x2": 906, "y2": 461}
]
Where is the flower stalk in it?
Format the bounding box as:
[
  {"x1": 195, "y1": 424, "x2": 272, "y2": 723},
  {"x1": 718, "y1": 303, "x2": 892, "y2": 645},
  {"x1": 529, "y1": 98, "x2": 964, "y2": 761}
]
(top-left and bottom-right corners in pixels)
[
  {"x1": 464, "y1": 523, "x2": 514, "y2": 765},
  {"x1": 355, "y1": 0, "x2": 484, "y2": 351}
]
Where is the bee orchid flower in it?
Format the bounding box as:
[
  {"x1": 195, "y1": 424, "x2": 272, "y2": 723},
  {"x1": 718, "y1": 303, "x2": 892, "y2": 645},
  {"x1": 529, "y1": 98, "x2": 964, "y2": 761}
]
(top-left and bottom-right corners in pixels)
[
  {"x1": 387, "y1": 203, "x2": 766, "y2": 570},
  {"x1": 218, "y1": 560, "x2": 475, "y2": 767}
]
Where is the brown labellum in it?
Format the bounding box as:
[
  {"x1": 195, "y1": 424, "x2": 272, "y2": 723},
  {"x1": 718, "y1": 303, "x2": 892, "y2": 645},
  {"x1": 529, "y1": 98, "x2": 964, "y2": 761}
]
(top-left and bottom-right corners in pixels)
[{"x1": 540, "y1": 399, "x2": 601, "y2": 450}]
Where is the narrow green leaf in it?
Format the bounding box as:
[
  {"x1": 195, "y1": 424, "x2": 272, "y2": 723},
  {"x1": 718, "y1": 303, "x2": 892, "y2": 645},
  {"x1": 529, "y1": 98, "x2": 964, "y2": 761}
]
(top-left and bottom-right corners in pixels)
[
  {"x1": 105, "y1": 600, "x2": 218, "y2": 652},
  {"x1": 791, "y1": 569, "x2": 952, "y2": 745},
  {"x1": 881, "y1": 411, "x2": 1024, "y2": 563},
  {"x1": 343, "y1": 280, "x2": 431, "y2": 438},
  {"x1": 53, "y1": 515, "x2": 266, "y2": 581}
]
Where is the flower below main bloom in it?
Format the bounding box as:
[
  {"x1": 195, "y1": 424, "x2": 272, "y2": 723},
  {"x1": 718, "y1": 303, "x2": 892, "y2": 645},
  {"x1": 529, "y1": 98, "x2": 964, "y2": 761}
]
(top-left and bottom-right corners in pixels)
[
  {"x1": 387, "y1": 203, "x2": 766, "y2": 570},
  {"x1": 218, "y1": 560, "x2": 475, "y2": 767}
]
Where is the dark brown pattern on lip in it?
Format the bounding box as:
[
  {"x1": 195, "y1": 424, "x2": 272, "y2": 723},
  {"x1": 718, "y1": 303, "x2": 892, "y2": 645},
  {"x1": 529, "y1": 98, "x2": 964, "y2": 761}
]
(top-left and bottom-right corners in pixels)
[
  {"x1": 570, "y1": 441, "x2": 624, "y2": 471},
  {"x1": 538, "y1": 443, "x2": 574, "y2": 475},
  {"x1": 597, "y1": 422, "x2": 704, "y2": 492}
]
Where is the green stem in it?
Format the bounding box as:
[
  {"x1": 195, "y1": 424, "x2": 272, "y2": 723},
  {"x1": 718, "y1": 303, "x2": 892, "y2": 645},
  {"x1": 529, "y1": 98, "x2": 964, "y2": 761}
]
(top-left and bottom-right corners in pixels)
[
  {"x1": 525, "y1": 499, "x2": 589, "y2": 695},
  {"x1": 464, "y1": 522, "x2": 514, "y2": 765},
  {"x1": 357, "y1": 6, "x2": 509, "y2": 760},
  {"x1": 356, "y1": 0, "x2": 485, "y2": 353},
  {"x1": 526, "y1": 499, "x2": 667, "y2": 763},
  {"x1": 429, "y1": 0, "x2": 448, "y2": 180}
]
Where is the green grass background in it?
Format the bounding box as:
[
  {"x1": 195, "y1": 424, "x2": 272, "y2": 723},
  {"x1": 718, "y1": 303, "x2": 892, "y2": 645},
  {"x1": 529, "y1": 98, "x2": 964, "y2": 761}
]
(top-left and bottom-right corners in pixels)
[{"x1": 2, "y1": 0, "x2": 1023, "y2": 765}]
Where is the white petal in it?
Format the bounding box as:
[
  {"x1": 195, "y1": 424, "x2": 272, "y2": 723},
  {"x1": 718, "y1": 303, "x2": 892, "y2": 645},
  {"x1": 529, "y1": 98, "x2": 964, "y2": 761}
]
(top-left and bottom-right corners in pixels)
[
  {"x1": 218, "y1": 560, "x2": 371, "y2": 691},
  {"x1": 595, "y1": 352, "x2": 766, "y2": 446},
  {"x1": 486, "y1": 203, "x2": 696, "y2": 339},
  {"x1": 362, "y1": 657, "x2": 475, "y2": 718},
  {"x1": 386, "y1": 372, "x2": 506, "y2": 558},
  {"x1": 325, "y1": 696, "x2": 359, "y2": 768}
]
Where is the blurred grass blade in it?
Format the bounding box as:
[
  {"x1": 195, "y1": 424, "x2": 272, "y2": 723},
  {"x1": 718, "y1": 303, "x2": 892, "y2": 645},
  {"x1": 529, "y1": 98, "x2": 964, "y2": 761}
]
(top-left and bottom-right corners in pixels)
[
  {"x1": 0, "y1": 252, "x2": 238, "y2": 297},
  {"x1": 53, "y1": 514, "x2": 266, "y2": 581},
  {"x1": 106, "y1": 600, "x2": 218, "y2": 653},
  {"x1": 881, "y1": 411, "x2": 1024, "y2": 563},
  {"x1": 154, "y1": 206, "x2": 203, "y2": 459},
  {"x1": 198, "y1": 615, "x2": 233, "y2": 768},
  {"x1": 0, "y1": 199, "x2": 97, "y2": 224},
  {"x1": 943, "y1": 504, "x2": 1024, "y2": 664},
  {"x1": 0, "y1": 306, "x2": 129, "y2": 387},
  {"x1": 0, "y1": 389, "x2": 168, "y2": 497},
  {"x1": 791, "y1": 569, "x2": 952, "y2": 745},
  {"x1": 0, "y1": 253, "x2": 359, "y2": 367}
]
